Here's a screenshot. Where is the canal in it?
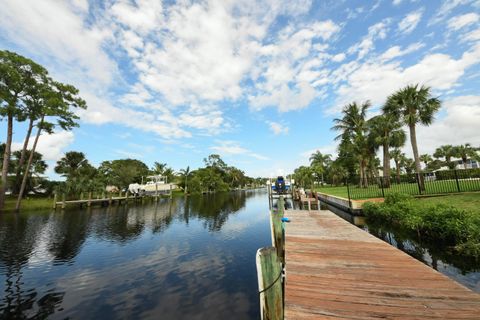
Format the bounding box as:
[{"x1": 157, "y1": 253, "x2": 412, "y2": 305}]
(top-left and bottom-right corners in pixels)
[
  {"x1": 0, "y1": 190, "x2": 271, "y2": 319},
  {"x1": 2, "y1": 191, "x2": 479, "y2": 319}
]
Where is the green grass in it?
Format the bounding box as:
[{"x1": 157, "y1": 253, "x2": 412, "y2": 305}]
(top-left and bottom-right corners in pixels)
[
  {"x1": 416, "y1": 193, "x2": 480, "y2": 215},
  {"x1": 363, "y1": 192, "x2": 480, "y2": 257},
  {"x1": 316, "y1": 179, "x2": 480, "y2": 200},
  {"x1": 3, "y1": 196, "x2": 54, "y2": 212}
]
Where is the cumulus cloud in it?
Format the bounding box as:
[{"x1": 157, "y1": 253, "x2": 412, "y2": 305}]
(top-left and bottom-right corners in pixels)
[
  {"x1": 415, "y1": 95, "x2": 480, "y2": 155},
  {"x1": 398, "y1": 9, "x2": 423, "y2": 34},
  {"x1": 267, "y1": 121, "x2": 289, "y2": 135},
  {"x1": 331, "y1": 43, "x2": 480, "y2": 113},
  {"x1": 12, "y1": 131, "x2": 75, "y2": 162}
]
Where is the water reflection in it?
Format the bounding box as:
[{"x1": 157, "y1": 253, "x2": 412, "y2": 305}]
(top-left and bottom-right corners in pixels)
[{"x1": 0, "y1": 190, "x2": 270, "y2": 319}]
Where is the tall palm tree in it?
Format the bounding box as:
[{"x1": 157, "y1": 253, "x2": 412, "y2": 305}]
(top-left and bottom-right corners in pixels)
[
  {"x1": 332, "y1": 101, "x2": 371, "y2": 187},
  {"x1": 309, "y1": 151, "x2": 332, "y2": 185},
  {"x1": 384, "y1": 85, "x2": 441, "y2": 191},
  {"x1": 390, "y1": 148, "x2": 405, "y2": 183},
  {"x1": 179, "y1": 166, "x2": 190, "y2": 194},
  {"x1": 433, "y1": 145, "x2": 456, "y2": 169},
  {"x1": 419, "y1": 154, "x2": 433, "y2": 171},
  {"x1": 453, "y1": 143, "x2": 476, "y2": 169},
  {"x1": 368, "y1": 114, "x2": 406, "y2": 187}
]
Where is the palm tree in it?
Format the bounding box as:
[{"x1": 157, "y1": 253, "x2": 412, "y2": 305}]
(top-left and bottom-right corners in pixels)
[
  {"x1": 419, "y1": 154, "x2": 433, "y2": 171},
  {"x1": 453, "y1": 144, "x2": 476, "y2": 169},
  {"x1": 433, "y1": 145, "x2": 456, "y2": 169},
  {"x1": 332, "y1": 101, "x2": 371, "y2": 187},
  {"x1": 390, "y1": 148, "x2": 405, "y2": 183},
  {"x1": 179, "y1": 166, "x2": 190, "y2": 194},
  {"x1": 368, "y1": 114, "x2": 406, "y2": 187},
  {"x1": 384, "y1": 85, "x2": 441, "y2": 191},
  {"x1": 309, "y1": 151, "x2": 332, "y2": 185}
]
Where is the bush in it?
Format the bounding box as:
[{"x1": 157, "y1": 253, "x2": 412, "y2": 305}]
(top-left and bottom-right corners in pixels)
[{"x1": 363, "y1": 194, "x2": 480, "y2": 257}]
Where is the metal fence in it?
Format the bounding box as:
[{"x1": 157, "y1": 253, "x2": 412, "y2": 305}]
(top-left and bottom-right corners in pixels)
[{"x1": 346, "y1": 168, "x2": 480, "y2": 200}]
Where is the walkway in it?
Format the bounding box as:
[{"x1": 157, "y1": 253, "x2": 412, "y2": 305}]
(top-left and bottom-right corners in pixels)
[{"x1": 284, "y1": 209, "x2": 480, "y2": 319}]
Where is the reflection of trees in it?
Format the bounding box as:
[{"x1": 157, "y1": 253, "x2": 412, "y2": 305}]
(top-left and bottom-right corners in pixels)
[
  {"x1": 151, "y1": 199, "x2": 174, "y2": 234},
  {"x1": 0, "y1": 213, "x2": 64, "y2": 318},
  {"x1": 365, "y1": 221, "x2": 480, "y2": 273},
  {"x1": 48, "y1": 210, "x2": 92, "y2": 263},
  {"x1": 184, "y1": 191, "x2": 250, "y2": 232},
  {"x1": 93, "y1": 206, "x2": 145, "y2": 243}
]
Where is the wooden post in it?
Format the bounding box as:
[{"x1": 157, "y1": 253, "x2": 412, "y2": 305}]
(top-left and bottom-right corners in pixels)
[
  {"x1": 102, "y1": 192, "x2": 105, "y2": 200},
  {"x1": 52, "y1": 193, "x2": 57, "y2": 209},
  {"x1": 256, "y1": 247, "x2": 283, "y2": 320},
  {"x1": 155, "y1": 182, "x2": 158, "y2": 200},
  {"x1": 61, "y1": 194, "x2": 66, "y2": 210},
  {"x1": 80, "y1": 192, "x2": 84, "y2": 200},
  {"x1": 109, "y1": 193, "x2": 112, "y2": 206},
  {"x1": 307, "y1": 198, "x2": 311, "y2": 211},
  {"x1": 88, "y1": 192, "x2": 92, "y2": 207},
  {"x1": 271, "y1": 196, "x2": 284, "y2": 262},
  {"x1": 169, "y1": 184, "x2": 173, "y2": 200}
]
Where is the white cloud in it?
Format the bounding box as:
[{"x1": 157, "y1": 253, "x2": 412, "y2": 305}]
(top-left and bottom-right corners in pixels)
[
  {"x1": 380, "y1": 42, "x2": 425, "y2": 61},
  {"x1": 332, "y1": 53, "x2": 346, "y2": 62},
  {"x1": 447, "y1": 13, "x2": 479, "y2": 31},
  {"x1": 348, "y1": 19, "x2": 391, "y2": 59},
  {"x1": 331, "y1": 43, "x2": 480, "y2": 112},
  {"x1": 0, "y1": 0, "x2": 115, "y2": 85},
  {"x1": 461, "y1": 28, "x2": 480, "y2": 42},
  {"x1": 429, "y1": 0, "x2": 470, "y2": 25},
  {"x1": 398, "y1": 9, "x2": 423, "y2": 35},
  {"x1": 210, "y1": 141, "x2": 268, "y2": 160},
  {"x1": 415, "y1": 95, "x2": 480, "y2": 155},
  {"x1": 267, "y1": 121, "x2": 289, "y2": 135},
  {"x1": 392, "y1": 0, "x2": 403, "y2": 5},
  {"x1": 12, "y1": 131, "x2": 75, "y2": 162}
]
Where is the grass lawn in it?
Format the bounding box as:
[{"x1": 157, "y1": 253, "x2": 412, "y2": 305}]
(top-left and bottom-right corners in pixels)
[
  {"x1": 3, "y1": 196, "x2": 54, "y2": 212},
  {"x1": 416, "y1": 193, "x2": 480, "y2": 215},
  {"x1": 316, "y1": 179, "x2": 480, "y2": 200}
]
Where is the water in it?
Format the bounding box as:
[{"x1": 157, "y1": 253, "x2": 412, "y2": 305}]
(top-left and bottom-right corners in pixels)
[
  {"x1": 0, "y1": 190, "x2": 271, "y2": 319},
  {"x1": 320, "y1": 202, "x2": 480, "y2": 293}
]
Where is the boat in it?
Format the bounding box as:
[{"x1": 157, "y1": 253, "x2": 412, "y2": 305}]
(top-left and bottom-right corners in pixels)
[
  {"x1": 128, "y1": 175, "x2": 176, "y2": 195},
  {"x1": 270, "y1": 176, "x2": 292, "y2": 196}
]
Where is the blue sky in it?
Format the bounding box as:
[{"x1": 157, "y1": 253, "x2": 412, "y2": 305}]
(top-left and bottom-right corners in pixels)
[{"x1": 1, "y1": 0, "x2": 479, "y2": 179}]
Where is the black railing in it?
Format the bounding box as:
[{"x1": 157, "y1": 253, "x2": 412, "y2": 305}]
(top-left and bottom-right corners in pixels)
[{"x1": 345, "y1": 168, "x2": 480, "y2": 200}]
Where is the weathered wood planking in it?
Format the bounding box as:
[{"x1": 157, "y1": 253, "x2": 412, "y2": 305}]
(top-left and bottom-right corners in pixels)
[{"x1": 284, "y1": 210, "x2": 480, "y2": 319}]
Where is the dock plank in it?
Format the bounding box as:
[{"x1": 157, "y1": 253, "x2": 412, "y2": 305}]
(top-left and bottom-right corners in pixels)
[{"x1": 284, "y1": 210, "x2": 480, "y2": 319}]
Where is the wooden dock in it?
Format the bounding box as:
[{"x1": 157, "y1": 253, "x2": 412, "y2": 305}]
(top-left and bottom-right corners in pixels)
[{"x1": 284, "y1": 209, "x2": 480, "y2": 319}]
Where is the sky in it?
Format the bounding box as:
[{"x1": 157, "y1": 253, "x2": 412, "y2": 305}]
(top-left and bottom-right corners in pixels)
[{"x1": 0, "y1": 0, "x2": 479, "y2": 179}]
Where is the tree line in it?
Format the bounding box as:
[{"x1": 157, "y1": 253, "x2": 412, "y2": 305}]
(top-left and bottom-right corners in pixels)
[
  {"x1": 293, "y1": 84, "x2": 480, "y2": 190},
  {"x1": 0, "y1": 50, "x2": 86, "y2": 211},
  {"x1": 50, "y1": 152, "x2": 263, "y2": 198}
]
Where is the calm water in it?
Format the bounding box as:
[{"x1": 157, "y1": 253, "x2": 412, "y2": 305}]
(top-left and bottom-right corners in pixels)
[{"x1": 0, "y1": 190, "x2": 271, "y2": 319}]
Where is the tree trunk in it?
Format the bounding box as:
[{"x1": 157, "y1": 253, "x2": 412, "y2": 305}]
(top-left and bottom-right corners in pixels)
[
  {"x1": 16, "y1": 116, "x2": 44, "y2": 211},
  {"x1": 358, "y1": 160, "x2": 363, "y2": 188},
  {"x1": 14, "y1": 118, "x2": 34, "y2": 194},
  {"x1": 462, "y1": 156, "x2": 468, "y2": 170},
  {"x1": 395, "y1": 160, "x2": 401, "y2": 183},
  {"x1": 0, "y1": 113, "x2": 14, "y2": 210},
  {"x1": 383, "y1": 144, "x2": 391, "y2": 188},
  {"x1": 362, "y1": 160, "x2": 368, "y2": 187},
  {"x1": 409, "y1": 123, "x2": 424, "y2": 191}
]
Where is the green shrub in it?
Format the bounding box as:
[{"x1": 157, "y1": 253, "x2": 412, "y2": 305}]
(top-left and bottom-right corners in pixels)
[{"x1": 363, "y1": 193, "x2": 480, "y2": 257}]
